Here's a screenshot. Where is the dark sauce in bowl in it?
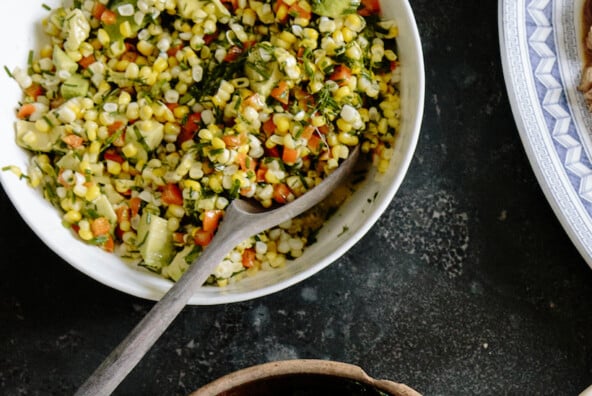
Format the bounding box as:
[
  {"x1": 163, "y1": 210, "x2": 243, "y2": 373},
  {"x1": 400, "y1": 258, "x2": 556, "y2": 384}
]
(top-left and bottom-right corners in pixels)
[{"x1": 217, "y1": 373, "x2": 392, "y2": 396}]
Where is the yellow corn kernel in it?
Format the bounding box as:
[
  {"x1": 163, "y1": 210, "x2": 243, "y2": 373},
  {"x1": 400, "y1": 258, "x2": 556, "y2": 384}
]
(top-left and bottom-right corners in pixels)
[
  {"x1": 341, "y1": 27, "x2": 355, "y2": 43},
  {"x1": 234, "y1": 121, "x2": 249, "y2": 136},
  {"x1": 217, "y1": 279, "x2": 229, "y2": 287},
  {"x1": 326, "y1": 157, "x2": 339, "y2": 169},
  {"x1": 265, "y1": 138, "x2": 277, "y2": 149},
  {"x1": 167, "y1": 205, "x2": 185, "y2": 220},
  {"x1": 338, "y1": 131, "x2": 359, "y2": 146},
  {"x1": 388, "y1": 26, "x2": 399, "y2": 38},
  {"x1": 377, "y1": 118, "x2": 388, "y2": 134},
  {"x1": 274, "y1": 115, "x2": 290, "y2": 135},
  {"x1": 146, "y1": 71, "x2": 158, "y2": 86},
  {"x1": 385, "y1": 49, "x2": 397, "y2": 61},
  {"x1": 139, "y1": 105, "x2": 153, "y2": 121},
  {"x1": 183, "y1": 180, "x2": 201, "y2": 192},
  {"x1": 40, "y1": 44, "x2": 53, "y2": 58},
  {"x1": 118, "y1": 90, "x2": 132, "y2": 106},
  {"x1": 114, "y1": 179, "x2": 134, "y2": 194},
  {"x1": 264, "y1": 170, "x2": 280, "y2": 184},
  {"x1": 358, "y1": 108, "x2": 369, "y2": 122},
  {"x1": 303, "y1": 28, "x2": 318, "y2": 41},
  {"x1": 79, "y1": 228, "x2": 94, "y2": 241},
  {"x1": 242, "y1": 8, "x2": 257, "y2": 26},
  {"x1": 120, "y1": 20, "x2": 133, "y2": 38},
  {"x1": 332, "y1": 144, "x2": 349, "y2": 159},
  {"x1": 107, "y1": 160, "x2": 122, "y2": 175},
  {"x1": 270, "y1": 254, "x2": 286, "y2": 268},
  {"x1": 232, "y1": 172, "x2": 249, "y2": 188},
  {"x1": 333, "y1": 86, "x2": 352, "y2": 101},
  {"x1": 208, "y1": 175, "x2": 223, "y2": 193},
  {"x1": 79, "y1": 160, "x2": 92, "y2": 175},
  {"x1": 153, "y1": 56, "x2": 168, "y2": 73},
  {"x1": 211, "y1": 137, "x2": 226, "y2": 150},
  {"x1": 126, "y1": 103, "x2": 139, "y2": 120},
  {"x1": 388, "y1": 117, "x2": 400, "y2": 129},
  {"x1": 137, "y1": 40, "x2": 154, "y2": 56},
  {"x1": 167, "y1": 55, "x2": 179, "y2": 68},
  {"x1": 175, "y1": 81, "x2": 188, "y2": 95},
  {"x1": 272, "y1": 37, "x2": 290, "y2": 50},
  {"x1": 135, "y1": 55, "x2": 147, "y2": 66},
  {"x1": 97, "y1": 29, "x2": 110, "y2": 46},
  {"x1": 327, "y1": 132, "x2": 338, "y2": 147},
  {"x1": 279, "y1": 31, "x2": 297, "y2": 44},
  {"x1": 84, "y1": 109, "x2": 98, "y2": 122},
  {"x1": 60, "y1": 198, "x2": 71, "y2": 212},
  {"x1": 103, "y1": 42, "x2": 122, "y2": 59},
  {"x1": 285, "y1": 136, "x2": 298, "y2": 152},
  {"x1": 89, "y1": 38, "x2": 102, "y2": 51},
  {"x1": 35, "y1": 118, "x2": 50, "y2": 133},
  {"x1": 198, "y1": 128, "x2": 213, "y2": 141},
  {"x1": 293, "y1": 17, "x2": 310, "y2": 27},
  {"x1": 85, "y1": 184, "x2": 101, "y2": 201},
  {"x1": 152, "y1": 103, "x2": 173, "y2": 122},
  {"x1": 183, "y1": 47, "x2": 198, "y2": 61},
  {"x1": 211, "y1": 95, "x2": 224, "y2": 108},
  {"x1": 79, "y1": 42, "x2": 94, "y2": 58},
  {"x1": 89, "y1": 141, "x2": 102, "y2": 155},
  {"x1": 173, "y1": 105, "x2": 190, "y2": 120},
  {"x1": 98, "y1": 111, "x2": 114, "y2": 126},
  {"x1": 151, "y1": 167, "x2": 166, "y2": 181},
  {"x1": 344, "y1": 13, "x2": 364, "y2": 32},
  {"x1": 115, "y1": 59, "x2": 129, "y2": 72},
  {"x1": 164, "y1": 122, "x2": 181, "y2": 136},
  {"x1": 64, "y1": 210, "x2": 82, "y2": 224},
  {"x1": 378, "y1": 158, "x2": 390, "y2": 173},
  {"x1": 125, "y1": 63, "x2": 140, "y2": 80},
  {"x1": 311, "y1": 115, "x2": 325, "y2": 127},
  {"x1": 118, "y1": 220, "x2": 131, "y2": 232},
  {"x1": 336, "y1": 118, "x2": 352, "y2": 133}
]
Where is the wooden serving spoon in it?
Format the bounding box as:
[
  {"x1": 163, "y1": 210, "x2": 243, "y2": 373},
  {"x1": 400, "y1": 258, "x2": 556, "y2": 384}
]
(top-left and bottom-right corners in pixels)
[{"x1": 75, "y1": 145, "x2": 360, "y2": 396}]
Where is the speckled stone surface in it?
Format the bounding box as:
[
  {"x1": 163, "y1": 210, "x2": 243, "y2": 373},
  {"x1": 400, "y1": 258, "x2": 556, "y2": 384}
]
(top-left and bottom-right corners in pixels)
[{"x1": 2, "y1": 1, "x2": 592, "y2": 395}]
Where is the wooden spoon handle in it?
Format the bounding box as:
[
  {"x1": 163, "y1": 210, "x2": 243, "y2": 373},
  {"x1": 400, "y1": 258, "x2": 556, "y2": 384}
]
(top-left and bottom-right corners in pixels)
[
  {"x1": 74, "y1": 213, "x2": 248, "y2": 396},
  {"x1": 75, "y1": 146, "x2": 360, "y2": 395}
]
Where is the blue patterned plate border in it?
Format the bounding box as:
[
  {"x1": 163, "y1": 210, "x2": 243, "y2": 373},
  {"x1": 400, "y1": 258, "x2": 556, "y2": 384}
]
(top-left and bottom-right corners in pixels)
[{"x1": 499, "y1": 0, "x2": 592, "y2": 268}]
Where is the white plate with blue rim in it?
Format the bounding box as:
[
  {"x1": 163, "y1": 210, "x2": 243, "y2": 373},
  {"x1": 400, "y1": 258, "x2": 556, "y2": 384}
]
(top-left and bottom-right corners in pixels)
[{"x1": 499, "y1": 0, "x2": 592, "y2": 269}]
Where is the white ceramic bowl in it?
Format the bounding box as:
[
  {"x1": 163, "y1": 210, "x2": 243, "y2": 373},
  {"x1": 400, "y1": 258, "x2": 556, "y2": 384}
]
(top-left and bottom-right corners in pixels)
[{"x1": 0, "y1": 0, "x2": 424, "y2": 304}]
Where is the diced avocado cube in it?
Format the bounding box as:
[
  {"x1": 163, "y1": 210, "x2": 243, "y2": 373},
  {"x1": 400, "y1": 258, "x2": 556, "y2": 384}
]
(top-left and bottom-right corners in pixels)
[
  {"x1": 178, "y1": 0, "x2": 230, "y2": 20},
  {"x1": 102, "y1": 1, "x2": 147, "y2": 43},
  {"x1": 136, "y1": 210, "x2": 175, "y2": 270},
  {"x1": 56, "y1": 151, "x2": 81, "y2": 170},
  {"x1": 163, "y1": 245, "x2": 196, "y2": 281},
  {"x1": 60, "y1": 74, "x2": 90, "y2": 99},
  {"x1": 93, "y1": 194, "x2": 118, "y2": 224},
  {"x1": 311, "y1": 0, "x2": 361, "y2": 18},
  {"x1": 15, "y1": 121, "x2": 62, "y2": 152},
  {"x1": 126, "y1": 120, "x2": 164, "y2": 151},
  {"x1": 53, "y1": 45, "x2": 78, "y2": 74}
]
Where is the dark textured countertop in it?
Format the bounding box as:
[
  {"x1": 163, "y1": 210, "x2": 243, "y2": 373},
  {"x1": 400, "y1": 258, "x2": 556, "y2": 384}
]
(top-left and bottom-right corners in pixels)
[{"x1": 2, "y1": 1, "x2": 592, "y2": 395}]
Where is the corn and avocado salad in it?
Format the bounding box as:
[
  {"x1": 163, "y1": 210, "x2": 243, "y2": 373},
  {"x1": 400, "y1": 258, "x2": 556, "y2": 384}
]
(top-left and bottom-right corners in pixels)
[{"x1": 9, "y1": 0, "x2": 401, "y2": 286}]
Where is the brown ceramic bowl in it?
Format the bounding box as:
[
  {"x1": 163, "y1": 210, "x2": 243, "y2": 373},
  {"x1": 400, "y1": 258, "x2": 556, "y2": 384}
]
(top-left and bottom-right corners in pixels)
[{"x1": 190, "y1": 360, "x2": 421, "y2": 396}]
